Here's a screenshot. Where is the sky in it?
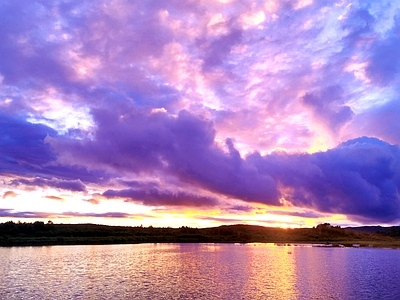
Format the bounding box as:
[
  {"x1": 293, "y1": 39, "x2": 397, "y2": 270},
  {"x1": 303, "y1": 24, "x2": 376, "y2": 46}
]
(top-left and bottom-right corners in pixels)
[{"x1": 1, "y1": 0, "x2": 400, "y2": 228}]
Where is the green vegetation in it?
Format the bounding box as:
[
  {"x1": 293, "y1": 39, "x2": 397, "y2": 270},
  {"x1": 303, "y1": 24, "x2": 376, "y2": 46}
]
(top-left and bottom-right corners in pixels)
[{"x1": 0, "y1": 221, "x2": 399, "y2": 247}]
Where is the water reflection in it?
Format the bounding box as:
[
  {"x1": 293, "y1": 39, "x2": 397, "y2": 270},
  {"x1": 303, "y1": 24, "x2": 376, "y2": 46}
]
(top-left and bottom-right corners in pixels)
[
  {"x1": 294, "y1": 246, "x2": 348, "y2": 299},
  {"x1": 293, "y1": 246, "x2": 400, "y2": 299},
  {"x1": 1, "y1": 244, "x2": 400, "y2": 299},
  {"x1": 242, "y1": 244, "x2": 298, "y2": 299}
]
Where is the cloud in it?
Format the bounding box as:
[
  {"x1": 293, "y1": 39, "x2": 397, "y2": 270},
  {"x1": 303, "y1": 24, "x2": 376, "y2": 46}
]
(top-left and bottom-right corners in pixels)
[
  {"x1": 103, "y1": 188, "x2": 219, "y2": 207},
  {"x1": 302, "y1": 86, "x2": 354, "y2": 131},
  {"x1": 196, "y1": 216, "x2": 252, "y2": 224},
  {"x1": 224, "y1": 204, "x2": 254, "y2": 213},
  {"x1": 45, "y1": 195, "x2": 65, "y2": 202},
  {"x1": 341, "y1": 7, "x2": 375, "y2": 47},
  {"x1": 0, "y1": 1, "x2": 69, "y2": 87},
  {"x1": 257, "y1": 137, "x2": 400, "y2": 223},
  {"x1": 366, "y1": 38, "x2": 400, "y2": 86},
  {"x1": 197, "y1": 215, "x2": 300, "y2": 227},
  {"x1": 201, "y1": 28, "x2": 243, "y2": 70},
  {"x1": 0, "y1": 0, "x2": 384, "y2": 151},
  {"x1": 0, "y1": 209, "x2": 50, "y2": 219},
  {"x1": 62, "y1": 211, "x2": 132, "y2": 218},
  {"x1": 270, "y1": 210, "x2": 326, "y2": 219},
  {"x1": 0, "y1": 114, "x2": 112, "y2": 189},
  {"x1": 0, "y1": 208, "x2": 144, "y2": 219},
  {"x1": 12, "y1": 178, "x2": 86, "y2": 192},
  {"x1": 48, "y1": 109, "x2": 279, "y2": 205},
  {"x1": 0, "y1": 113, "x2": 57, "y2": 169},
  {"x1": 350, "y1": 98, "x2": 400, "y2": 145},
  {"x1": 46, "y1": 103, "x2": 400, "y2": 222},
  {"x1": 365, "y1": 15, "x2": 400, "y2": 86},
  {"x1": 84, "y1": 198, "x2": 101, "y2": 205},
  {"x1": 2, "y1": 191, "x2": 17, "y2": 199}
]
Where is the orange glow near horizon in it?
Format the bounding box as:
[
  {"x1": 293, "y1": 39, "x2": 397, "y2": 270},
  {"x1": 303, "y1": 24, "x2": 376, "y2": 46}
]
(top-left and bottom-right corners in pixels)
[{"x1": 0, "y1": 178, "x2": 361, "y2": 229}]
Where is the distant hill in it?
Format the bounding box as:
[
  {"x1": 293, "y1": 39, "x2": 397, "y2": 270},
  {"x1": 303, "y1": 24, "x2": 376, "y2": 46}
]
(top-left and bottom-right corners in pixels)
[
  {"x1": 346, "y1": 226, "x2": 400, "y2": 237},
  {"x1": 346, "y1": 226, "x2": 387, "y2": 233}
]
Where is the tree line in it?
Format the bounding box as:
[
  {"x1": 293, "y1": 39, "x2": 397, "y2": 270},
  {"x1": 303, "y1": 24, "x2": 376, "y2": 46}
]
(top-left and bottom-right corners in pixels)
[{"x1": 0, "y1": 221, "x2": 399, "y2": 247}]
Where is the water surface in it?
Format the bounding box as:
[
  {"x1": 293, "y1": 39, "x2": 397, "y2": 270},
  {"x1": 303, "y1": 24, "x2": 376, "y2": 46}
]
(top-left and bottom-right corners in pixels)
[{"x1": 1, "y1": 243, "x2": 399, "y2": 299}]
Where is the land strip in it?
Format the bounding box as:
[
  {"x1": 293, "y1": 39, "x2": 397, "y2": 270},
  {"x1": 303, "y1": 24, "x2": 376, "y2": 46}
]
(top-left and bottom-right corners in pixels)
[{"x1": 1, "y1": 222, "x2": 400, "y2": 247}]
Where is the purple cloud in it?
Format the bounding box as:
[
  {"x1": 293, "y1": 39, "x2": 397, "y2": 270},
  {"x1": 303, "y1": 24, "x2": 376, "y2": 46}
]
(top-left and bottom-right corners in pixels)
[
  {"x1": 46, "y1": 104, "x2": 400, "y2": 222},
  {"x1": 0, "y1": 113, "x2": 57, "y2": 168},
  {"x1": 0, "y1": 209, "x2": 139, "y2": 219},
  {"x1": 0, "y1": 209, "x2": 50, "y2": 219},
  {"x1": 350, "y1": 98, "x2": 400, "y2": 145},
  {"x1": 341, "y1": 7, "x2": 375, "y2": 47},
  {"x1": 365, "y1": 15, "x2": 400, "y2": 86},
  {"x1": 62, "y1": 211, "x2": 132, "y2": 218},
  {"x1": 0, "y1": 113, "x2": 112, "y2": 191},
  {"x1": 257, "y1": 137, "x2": 400, "y2": 223},
  {"x1": 224, "y1": 204, "x2": 255, "y2": 213},
  {"x1": 103, "y1": 188, "x2": 218, "y2": 207},
  {"x1": 48, "y1": 109, "x2": 279, "y2": 205},
  {"x1": 12, "y1": 178, "x2": 86, "y2": 192},
  {"x1": 201, "y1": 28, "x2": 243, "y2": 70},
  {"x1": 270, "y1": 210, "x2": 326, "y2": 219},
  {"x1": 302, "y1": 86, "x2": 354, "y2": 131}
]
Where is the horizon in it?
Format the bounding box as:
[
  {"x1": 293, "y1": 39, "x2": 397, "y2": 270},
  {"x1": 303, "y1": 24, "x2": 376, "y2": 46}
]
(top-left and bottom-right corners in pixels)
[
  {"x1": 3, "y1": 220, "x2": 398, "y2": 230},
  {"x1": 1, "y1": 0, "x2": 400, "y2": 229}
]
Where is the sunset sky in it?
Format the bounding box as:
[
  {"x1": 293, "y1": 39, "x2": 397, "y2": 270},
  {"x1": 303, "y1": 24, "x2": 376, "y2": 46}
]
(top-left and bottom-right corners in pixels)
[{"x1": 1, "y1": 0, "x2": 400, "y2": 228}]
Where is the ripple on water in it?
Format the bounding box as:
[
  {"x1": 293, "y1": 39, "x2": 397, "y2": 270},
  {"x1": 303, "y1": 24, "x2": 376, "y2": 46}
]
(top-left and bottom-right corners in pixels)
[{"x1": 0, "y1": 244, "x2": 400, "y2": 299}]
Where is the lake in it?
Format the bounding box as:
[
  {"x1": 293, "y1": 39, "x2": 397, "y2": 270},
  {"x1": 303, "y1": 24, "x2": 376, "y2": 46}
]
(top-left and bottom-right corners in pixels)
[{"x1": 1, "y1": 243, "x2": 399, "y2": 299}]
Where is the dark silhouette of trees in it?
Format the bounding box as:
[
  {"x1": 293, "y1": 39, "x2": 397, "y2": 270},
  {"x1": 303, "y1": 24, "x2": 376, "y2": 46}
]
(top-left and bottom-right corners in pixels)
[{"x1": 0, "y1": 221, "x2": 399, "y2": 247}]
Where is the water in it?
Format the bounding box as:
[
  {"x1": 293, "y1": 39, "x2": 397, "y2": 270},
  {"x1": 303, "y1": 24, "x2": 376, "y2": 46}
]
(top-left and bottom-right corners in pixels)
[{"x1": 1, "y1": 243, "x2": 399, "y2": 299}]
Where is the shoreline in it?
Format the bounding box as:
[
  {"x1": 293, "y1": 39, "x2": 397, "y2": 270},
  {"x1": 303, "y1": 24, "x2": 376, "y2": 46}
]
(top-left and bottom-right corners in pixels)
[
  {"x1": 1, "y1": 222, "x2": 400, "y2": 248},
  {"x1": 2, "y1": 243, "x2": 400, "y2": 249},
  {"x1": 2, "y1": 239, "x2": 400, "y2": 249}
]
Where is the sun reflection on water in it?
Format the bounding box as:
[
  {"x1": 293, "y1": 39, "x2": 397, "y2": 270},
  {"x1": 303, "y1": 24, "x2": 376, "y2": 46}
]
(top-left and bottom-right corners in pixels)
[{"x1": 242, "y1": 244, "x2": 298, "y2": 299}]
